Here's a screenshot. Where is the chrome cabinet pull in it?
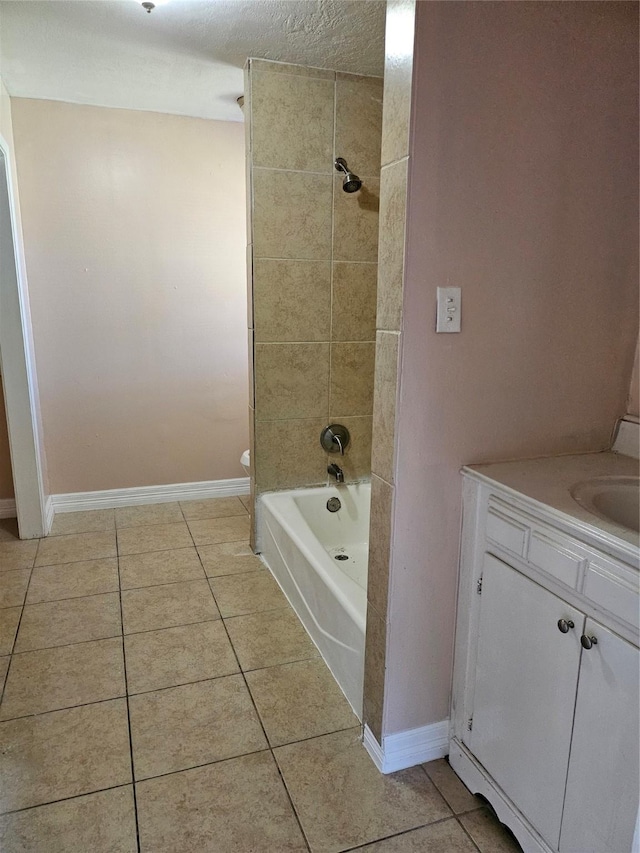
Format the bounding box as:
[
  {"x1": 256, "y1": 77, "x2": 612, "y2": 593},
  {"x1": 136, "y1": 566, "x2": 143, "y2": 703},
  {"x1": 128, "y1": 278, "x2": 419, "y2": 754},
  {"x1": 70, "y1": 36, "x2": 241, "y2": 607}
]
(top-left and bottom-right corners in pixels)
[
  {"x1": 580, "y1": 635, "x2": 598, "y2": 650},
  {"x1": 557, "y1": 619, "x2": 575, "y2": 633}
]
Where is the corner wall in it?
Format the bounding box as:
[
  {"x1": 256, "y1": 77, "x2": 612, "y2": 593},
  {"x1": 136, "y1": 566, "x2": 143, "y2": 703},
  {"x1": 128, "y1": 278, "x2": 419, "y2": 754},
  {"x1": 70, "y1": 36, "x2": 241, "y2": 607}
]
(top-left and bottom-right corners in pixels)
[
  {"x1": 244, "y1": 60, "x2": 382, "y2": 522},
  {"x1": 11, "y1": 99, "x2": 248, "y2": 494},
  {"x1": 366, "y1": 0, "x2": 639, "y2": 742}
]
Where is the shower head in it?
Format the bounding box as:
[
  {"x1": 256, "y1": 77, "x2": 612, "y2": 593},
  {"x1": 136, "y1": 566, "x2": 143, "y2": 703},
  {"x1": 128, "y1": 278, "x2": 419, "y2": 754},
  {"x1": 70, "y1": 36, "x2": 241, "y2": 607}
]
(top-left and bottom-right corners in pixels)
[{"x1": 334, "y1": 157, "x2": 363, "y2": 193}]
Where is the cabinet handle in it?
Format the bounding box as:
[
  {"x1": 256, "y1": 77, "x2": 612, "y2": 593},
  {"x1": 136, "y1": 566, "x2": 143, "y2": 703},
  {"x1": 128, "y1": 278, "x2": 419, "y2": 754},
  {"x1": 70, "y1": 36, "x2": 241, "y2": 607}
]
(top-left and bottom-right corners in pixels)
[
  {"x1": 557, "y1": 619, "x2": 575, "y2": 634},
  {"x1": 580, "y1": 634, "x2": 598, "y2": 650}
]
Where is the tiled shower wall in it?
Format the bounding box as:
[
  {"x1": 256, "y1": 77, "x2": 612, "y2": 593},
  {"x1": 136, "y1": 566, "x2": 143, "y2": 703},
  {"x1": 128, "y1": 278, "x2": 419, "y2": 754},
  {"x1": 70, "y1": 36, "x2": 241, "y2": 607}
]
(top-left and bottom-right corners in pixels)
[
  {"x1": 244, "y1": 59, "x2": 383, "y2": 536},
  {"x1": 362, "y1": 0, "x2": 416, "y2": 744}
]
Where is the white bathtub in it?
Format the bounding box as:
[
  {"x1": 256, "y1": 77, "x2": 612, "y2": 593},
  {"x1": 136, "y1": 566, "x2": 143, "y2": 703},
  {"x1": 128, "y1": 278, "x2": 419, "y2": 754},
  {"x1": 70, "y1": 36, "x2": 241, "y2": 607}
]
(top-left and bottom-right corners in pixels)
[{"x1": 258, "y1": 482, "x2": 370, "y2": 718}]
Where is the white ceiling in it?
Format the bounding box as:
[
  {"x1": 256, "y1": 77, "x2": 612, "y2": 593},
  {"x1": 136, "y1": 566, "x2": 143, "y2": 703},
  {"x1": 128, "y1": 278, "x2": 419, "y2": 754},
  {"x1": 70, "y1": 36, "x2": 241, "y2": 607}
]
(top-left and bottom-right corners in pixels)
[{"x1": 0, "y1": 0, "x2": 386, "y2": 122}]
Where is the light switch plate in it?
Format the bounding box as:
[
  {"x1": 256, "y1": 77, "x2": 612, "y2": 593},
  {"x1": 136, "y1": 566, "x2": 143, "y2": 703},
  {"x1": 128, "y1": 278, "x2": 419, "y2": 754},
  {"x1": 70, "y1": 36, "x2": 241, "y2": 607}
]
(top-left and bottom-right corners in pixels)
[{"x1": 436, "y1": 286, "x2": 461, "y2": 333}]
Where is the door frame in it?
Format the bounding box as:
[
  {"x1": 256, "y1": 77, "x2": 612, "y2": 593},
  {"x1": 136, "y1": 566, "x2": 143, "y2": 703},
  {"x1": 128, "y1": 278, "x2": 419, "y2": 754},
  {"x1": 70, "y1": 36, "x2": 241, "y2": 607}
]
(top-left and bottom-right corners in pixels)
[{"x1": 0, "y1": 133, "x2": 50, "y2": 538}]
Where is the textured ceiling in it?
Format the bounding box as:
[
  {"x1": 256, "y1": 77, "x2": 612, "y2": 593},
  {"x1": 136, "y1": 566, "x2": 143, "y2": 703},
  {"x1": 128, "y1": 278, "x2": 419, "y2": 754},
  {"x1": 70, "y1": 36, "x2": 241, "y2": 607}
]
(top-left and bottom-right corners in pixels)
[{"x1": 0, "y1": 0, "x2": 386, "y2": 122}]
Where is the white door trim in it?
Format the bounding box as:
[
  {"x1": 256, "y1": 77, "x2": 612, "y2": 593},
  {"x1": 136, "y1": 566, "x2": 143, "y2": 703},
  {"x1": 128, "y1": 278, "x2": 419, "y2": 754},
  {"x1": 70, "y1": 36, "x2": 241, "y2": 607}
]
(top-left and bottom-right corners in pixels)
[{"x1": 0, "y1": 134, "x2": 49, "y2": 538}]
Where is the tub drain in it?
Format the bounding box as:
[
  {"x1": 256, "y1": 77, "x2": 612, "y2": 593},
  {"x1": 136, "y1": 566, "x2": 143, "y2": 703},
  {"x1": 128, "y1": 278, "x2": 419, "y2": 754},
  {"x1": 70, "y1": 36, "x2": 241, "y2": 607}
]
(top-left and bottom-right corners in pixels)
[{"x1": 334, "y1": 553, "x2": 349, "y2": 561}]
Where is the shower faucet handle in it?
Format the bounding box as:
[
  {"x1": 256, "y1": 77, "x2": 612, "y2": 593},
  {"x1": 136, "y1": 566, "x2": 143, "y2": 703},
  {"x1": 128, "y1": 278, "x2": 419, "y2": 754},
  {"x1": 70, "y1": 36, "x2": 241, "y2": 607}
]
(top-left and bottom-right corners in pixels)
[{"x1": 320, "y1": 424, "x2": 350, "y2": 456}]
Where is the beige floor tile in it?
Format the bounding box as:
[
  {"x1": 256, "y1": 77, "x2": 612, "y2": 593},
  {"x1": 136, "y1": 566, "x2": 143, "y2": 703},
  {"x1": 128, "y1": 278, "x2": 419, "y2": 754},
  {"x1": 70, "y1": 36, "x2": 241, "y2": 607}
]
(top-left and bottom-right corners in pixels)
[
  {"x1": 423, "y1": 758, "x2": 482, "y2": 814},
  {"x1": 239, "y1": 495, "x2": 251, "y2": 511},
  {"x1": 0, "y1": 607, "x2": 21, "y2": 655},
  {"x1": 0, "y1": 638, "x2": 125, "y2": 720},
  {"x1": 0, "y1": 699, "x2": 131, "y2": 812},
  {"x1": 0, "y1": 569, "x2": 30, "y2": 608},
  {"x1": 117, "y1": 522, "x2": 192, "y2": 556},
  {"x1": 225, "y1": 607, "x2": 319, "y2": 671},
  {"x1": 49, "y1": 509, "x2": 115, "y2": 537},
  {"x1": 119, "y1": 547, "x2": 204, "y2": 589},
  {"x1": 125, "y1": 620, "x2": 238, "y2": 694},
  {"x1": 0, "y1": 786, "x2": 137, "y2": 853},
  {"x1": 14, "y1": 593, "x2": 122, "y2": 652},
  {"x1": 136, "y1": 751, "x2": 307, "y2": 853},
  {"x1": 26, "y1": 558, "x2": 118, "y2": 604},
  {"x1": 129, "y1": 675, "x2": 267, "y2": 780},
  {"x1": 209, "y1": 570, "x2": 286, "y2": 617},
  {"x1": 180, "y1": 497, "x2": 247, "y2": 520},
  {"x1": 198, "y1": 540, "x2": 263, "y2": 577},
  {"x1": 35, "y1": 532, "x2": 116, "y2": 567},
  {"x1": 274, "y1": 729, "x2": 451, "y2": 853},
  {"x1": 187, "y1": 515, "x2": 250, "y2": 546},
  {"x1": 353, "y1": 819, "x2": 479, "y2": 851},
  {"x1": 0, "y1": 518, "x2": 20, "y2": 541},
  {"x1": 115, "y1": 502, "x2": 183, "y2": 528},
  {"x1": 0, "y1": 540, "x2": 38, "y2": 573},
  {"x1": 459, "y1": 807, "x2": 522, "y2": 852},
  {"x1": 0, "y1": 656, "x2": 9, "y2": 692},
  {"x1": 121, "y1": 579, "x2": 219, "y2": 634},
  {"x1": 246, "y1": 658, "x2": 358, "y2": 746}
]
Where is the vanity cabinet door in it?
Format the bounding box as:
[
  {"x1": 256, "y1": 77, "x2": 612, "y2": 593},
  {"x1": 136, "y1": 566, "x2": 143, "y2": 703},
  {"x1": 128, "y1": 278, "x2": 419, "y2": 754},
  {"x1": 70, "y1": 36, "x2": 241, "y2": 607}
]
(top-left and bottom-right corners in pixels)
[
  {"x1": 469, "y1": 553, "x2": 584, "y2": 849},
  {"x1": 559, "y1": 620, "x2": 639, "y2": 853}
]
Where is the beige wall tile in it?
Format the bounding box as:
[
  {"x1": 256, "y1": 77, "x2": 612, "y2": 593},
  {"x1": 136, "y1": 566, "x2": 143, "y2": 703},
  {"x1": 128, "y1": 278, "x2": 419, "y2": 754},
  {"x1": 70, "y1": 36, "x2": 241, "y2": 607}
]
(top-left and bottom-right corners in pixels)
[
  {"x1": 253, "y1": 170, "x2": 332, "y2": 260},
  {"x1": 248, "y1": 329, "x2": 255, "y2": 407},
  {"x1": 255, "y1": 343, "x2": 329, "y2": 420},
  {"x1": 251, "y1": 58, "x2": 335, "y2": 80},
  {"x1": 330, "y1": 342, "x2": 375, "y2": 417},
  {"x1": 255, "y1": 418, "x2": 328, "y2": 492},
  {"x1": 246, "y1": 243, "x2": 254, "y2": 329},
  {"x1": 377, "y1": 159, "x2": 408, "y2": 332},
  {"x1": 367, "y1": 475, "x2": 393, "y2": 618},
  {"x1": 338, "y1": 416, "x2": 372, "y2": 482},
  {"x1": 363, "y1": 604, "x2": 387, "y2": 743},
  {"x1": 254, "y1": 259, "x2": 331, "y2": 342},
  {"x1": 370, "y1": 332, "x2": 400, "y2": 485},
  {"x1": 381, "y1": 0, "x2": 416, "y2": 167},
  {"x1": 335, "y1": 75, "x2": 384, "y2": 177},
  {"x1": 252, "y1": 72, "x2": 334, "y2": 172},
  {"x1": 331, "y1": 262, "x2": 377, "y2": 341},
  {"x1": 333, "y1": 176, "x2": 380, "y2": 263}
]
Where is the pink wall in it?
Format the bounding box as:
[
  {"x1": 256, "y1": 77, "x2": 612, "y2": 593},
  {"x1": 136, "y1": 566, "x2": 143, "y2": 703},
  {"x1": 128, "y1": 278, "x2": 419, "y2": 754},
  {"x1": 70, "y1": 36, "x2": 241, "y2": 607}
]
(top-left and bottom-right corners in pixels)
[
  {"x1": 385, "y1": 1, "x2": 639, "y2": 733},
  {"x1": 12, "y1": 99, "x2": 248, "y2": 493}
]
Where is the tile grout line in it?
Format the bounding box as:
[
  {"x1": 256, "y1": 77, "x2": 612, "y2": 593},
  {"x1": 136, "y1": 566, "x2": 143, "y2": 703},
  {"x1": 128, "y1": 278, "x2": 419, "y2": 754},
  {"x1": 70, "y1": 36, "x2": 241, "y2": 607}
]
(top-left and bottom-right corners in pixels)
[
  {"x1": 0, "y1": 553, "x2": 37, "y2": 708},
  {"x1": 213, "y1": 578, "x2": 313, "y2": 853},
  {"x1": 116, "y1": 551, "x2": 142, "y2": 853}
]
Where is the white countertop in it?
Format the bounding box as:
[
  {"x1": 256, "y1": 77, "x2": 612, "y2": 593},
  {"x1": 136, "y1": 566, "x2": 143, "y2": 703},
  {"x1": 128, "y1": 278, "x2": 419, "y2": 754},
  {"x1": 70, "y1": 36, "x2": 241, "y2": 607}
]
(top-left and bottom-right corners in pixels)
[{"x1": 464, "y1": 451, "x2": 640, "y2": 556}]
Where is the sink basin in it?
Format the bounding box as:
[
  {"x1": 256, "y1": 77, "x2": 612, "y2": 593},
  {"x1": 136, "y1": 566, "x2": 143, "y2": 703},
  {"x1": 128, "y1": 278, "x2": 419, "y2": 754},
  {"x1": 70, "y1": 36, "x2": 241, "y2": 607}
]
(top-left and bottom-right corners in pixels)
[{"x1": 570, "y1": 476, "x2": 640, "y2": 533}]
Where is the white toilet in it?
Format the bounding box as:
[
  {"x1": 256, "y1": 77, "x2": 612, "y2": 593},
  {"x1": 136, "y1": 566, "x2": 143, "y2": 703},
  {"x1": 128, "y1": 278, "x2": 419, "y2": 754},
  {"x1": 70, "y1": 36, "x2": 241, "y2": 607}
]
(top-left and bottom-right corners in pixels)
[{"x1": 240, "y1": 449, "x2": 250, "y2": 475}]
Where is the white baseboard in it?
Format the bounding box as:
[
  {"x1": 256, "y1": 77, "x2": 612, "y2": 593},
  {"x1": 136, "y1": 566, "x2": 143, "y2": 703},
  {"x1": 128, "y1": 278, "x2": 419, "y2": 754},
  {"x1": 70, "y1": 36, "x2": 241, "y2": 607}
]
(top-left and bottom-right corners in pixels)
[
  {"x1": 0, "y1": 498, "x2": 16, "y2": 519},
  {"x1": 51, "y1": 477, "x2": 250, "y2": 513},
  {"x1": 44, "y1": 495, "x2": 54, "y2": 533},
  {"x1": 363, "y1": 720, "x2": 449, "y2": 774}
]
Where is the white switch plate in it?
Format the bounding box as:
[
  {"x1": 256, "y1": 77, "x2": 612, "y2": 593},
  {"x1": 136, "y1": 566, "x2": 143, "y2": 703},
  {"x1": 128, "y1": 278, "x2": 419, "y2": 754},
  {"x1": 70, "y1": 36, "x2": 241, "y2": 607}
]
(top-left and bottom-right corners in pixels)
[{"x1": 436, "y1": 286, "x2": 461, "y2": 333}]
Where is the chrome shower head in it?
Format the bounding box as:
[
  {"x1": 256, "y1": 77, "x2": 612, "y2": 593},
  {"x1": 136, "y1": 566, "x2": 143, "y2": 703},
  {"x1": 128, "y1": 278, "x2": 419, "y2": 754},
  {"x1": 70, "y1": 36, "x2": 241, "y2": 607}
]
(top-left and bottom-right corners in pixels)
[{"x1": 334, "y1": 157, "x2": 363, "y2": 193}]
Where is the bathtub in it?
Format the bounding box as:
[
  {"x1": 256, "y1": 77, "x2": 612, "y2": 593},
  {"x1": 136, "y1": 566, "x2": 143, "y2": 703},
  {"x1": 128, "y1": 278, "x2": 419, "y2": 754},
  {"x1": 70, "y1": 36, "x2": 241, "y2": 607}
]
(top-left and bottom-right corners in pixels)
[{"x1": 257, "y1": 482, "x2": 370, "y2": 718}]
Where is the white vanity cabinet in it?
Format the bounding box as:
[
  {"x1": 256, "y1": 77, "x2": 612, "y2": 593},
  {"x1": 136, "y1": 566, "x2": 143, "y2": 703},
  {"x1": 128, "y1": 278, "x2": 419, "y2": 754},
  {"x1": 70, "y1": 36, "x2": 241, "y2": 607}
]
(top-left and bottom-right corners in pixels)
[{"x1": 450, "y1": 470, "x2": 640, "y2": 853}]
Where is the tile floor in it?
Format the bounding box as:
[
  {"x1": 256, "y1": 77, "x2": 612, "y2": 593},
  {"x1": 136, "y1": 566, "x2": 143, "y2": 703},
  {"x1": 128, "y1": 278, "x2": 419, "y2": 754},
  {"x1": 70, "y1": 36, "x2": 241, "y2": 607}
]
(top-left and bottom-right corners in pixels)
[{"x1": 0, "y1": 498, "x2": 522, "y2": 852}]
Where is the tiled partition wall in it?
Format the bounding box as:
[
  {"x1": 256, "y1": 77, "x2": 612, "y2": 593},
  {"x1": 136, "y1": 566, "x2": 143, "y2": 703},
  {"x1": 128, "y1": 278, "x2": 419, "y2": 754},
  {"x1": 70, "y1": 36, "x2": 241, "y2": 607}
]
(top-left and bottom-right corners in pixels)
[
  {"x1": 244, "y1": 59, "x2": 383, "y2": 543},
  {"x1": 362, "y1": 0, "x2": 416, "y2": 744}
]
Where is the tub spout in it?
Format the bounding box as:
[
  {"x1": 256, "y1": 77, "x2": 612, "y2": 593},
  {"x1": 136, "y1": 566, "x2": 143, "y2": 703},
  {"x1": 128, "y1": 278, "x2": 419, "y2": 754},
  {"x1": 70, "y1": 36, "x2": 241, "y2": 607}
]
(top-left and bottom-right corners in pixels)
[{"x1": 327, "y1": 463, "x2": 344, "y2": 483}]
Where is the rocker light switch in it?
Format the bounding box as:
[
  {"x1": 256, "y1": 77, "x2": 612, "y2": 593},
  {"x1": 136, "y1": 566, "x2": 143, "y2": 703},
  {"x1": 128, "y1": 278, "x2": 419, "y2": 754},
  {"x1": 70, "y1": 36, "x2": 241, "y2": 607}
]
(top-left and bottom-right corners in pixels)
[{"x1": 436, "y1": 286, "x2": 461, "y2": 333}]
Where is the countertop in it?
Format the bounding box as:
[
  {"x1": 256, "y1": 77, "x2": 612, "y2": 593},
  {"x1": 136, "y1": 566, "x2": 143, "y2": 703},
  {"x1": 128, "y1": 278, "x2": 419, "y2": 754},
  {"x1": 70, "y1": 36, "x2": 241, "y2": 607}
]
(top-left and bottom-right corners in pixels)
[{"x1": 463, "y1": 451, "x2": 640, "y2": 557}]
